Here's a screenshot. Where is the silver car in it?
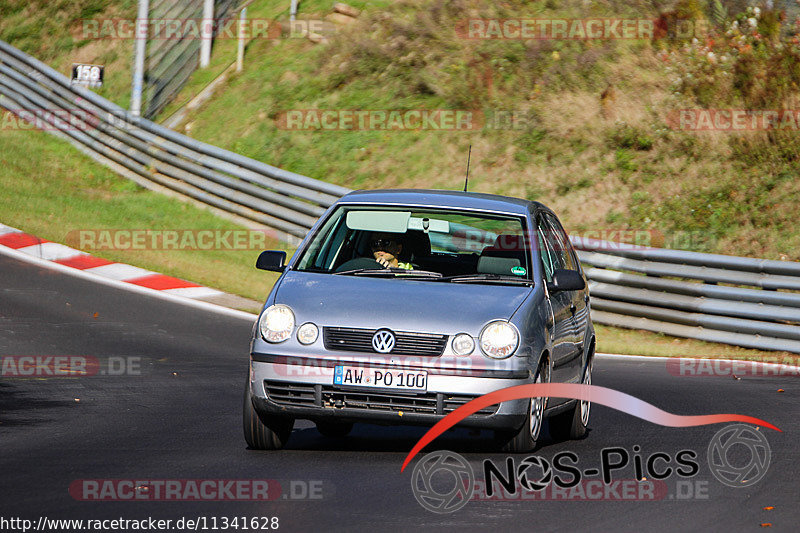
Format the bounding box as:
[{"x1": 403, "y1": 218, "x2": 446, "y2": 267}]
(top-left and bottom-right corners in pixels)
[{"x1": 244, "y1": 189, "x2": 594, "y2": 452}]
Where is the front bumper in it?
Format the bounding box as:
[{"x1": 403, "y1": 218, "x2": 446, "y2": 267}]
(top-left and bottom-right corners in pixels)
[{"x1": 250, "y1": 359, "x2": 530, "y2": 430}]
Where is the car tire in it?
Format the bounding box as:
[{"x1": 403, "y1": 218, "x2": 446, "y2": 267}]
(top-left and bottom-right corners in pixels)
[
  {"x1": 549, "y1": 360, "x2": 592, "y2": 441},
  {"x1": 243, "y1": 379, "x2": 294, "y2": 450},
  {"x1": 316, "y1": 420, "x2": 354, "y2": 438},
  {"x1": 496, "y1": 360, "x2": 549, "y2": 453}
]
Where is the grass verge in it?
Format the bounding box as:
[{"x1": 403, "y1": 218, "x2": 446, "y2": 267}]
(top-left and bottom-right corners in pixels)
[{"x1": 0, "y1": 128, "x2": 290, "y2": 305}]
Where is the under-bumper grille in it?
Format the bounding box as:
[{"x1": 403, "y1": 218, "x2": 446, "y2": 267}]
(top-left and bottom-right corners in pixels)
[
  {"x1": 264, "y1": 380, "x2": 497, "y2": 417},
  {"x1": 323, "y1": 327, "x2": 448, "y2": 356}
]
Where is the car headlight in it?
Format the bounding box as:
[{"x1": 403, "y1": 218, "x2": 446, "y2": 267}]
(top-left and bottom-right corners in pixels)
[
  {"x1": 452, "y1": 333, "x2": 475, "y2": 356},
  {"x1": 479, "y1": 321, "x2": 519, "y2": 359},
  {"x1": 296, "y1": 322, "x2": 319, "y2": 345},
  {"x1": 259, "y1": 304, "x2": 295, "y2": 343}
]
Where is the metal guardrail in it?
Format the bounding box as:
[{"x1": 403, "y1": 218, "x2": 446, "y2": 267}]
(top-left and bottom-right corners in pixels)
[
  {"x1": 0, "y1": 38, "x2": 348, "y2": 239},
  {"x1": 1, "y1": 38, "x2": 799, "y2": 353},
  {"x1": 572, "y1": 238, "x2": 800, "y2": 353}
]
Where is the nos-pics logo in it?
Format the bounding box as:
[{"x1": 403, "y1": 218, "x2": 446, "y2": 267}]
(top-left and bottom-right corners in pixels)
[{"x1": 410, "y1": 424, "x2": 771, "y2": 513}]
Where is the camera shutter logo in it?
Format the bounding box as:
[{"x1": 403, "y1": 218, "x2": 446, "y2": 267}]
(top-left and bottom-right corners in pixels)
[
  {"x1": 372, "y1": 329, "x2": 396, "y2": 353},
  {"x1": 517, "y1": 456, "x2": 553, "y2": 492},
  {"x1": 411, "y1": 451, "x2": 474, "y2": 513},
  {"x1": 707, "y1": 424, "x2": 771, "y2": 488}
]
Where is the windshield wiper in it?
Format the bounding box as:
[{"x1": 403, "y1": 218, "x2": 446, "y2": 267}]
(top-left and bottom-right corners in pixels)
[
  {"x1": 438, "y1": 273, "x2": 534, "y2": 285},
  {"x1": 333, "y1": 268, "x2": 442, "y2": 278}
]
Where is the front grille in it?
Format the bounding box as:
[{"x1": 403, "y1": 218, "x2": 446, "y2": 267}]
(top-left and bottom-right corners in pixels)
[
  {"x1": 264, "y1": 381, "x2": 316, "y2": 407},
  {"x1": 264, "y1": 380, "x2": 497, "y2": 417},
  {"x1": 323, "y1": 327, "x2": 448, "y2": 356}
]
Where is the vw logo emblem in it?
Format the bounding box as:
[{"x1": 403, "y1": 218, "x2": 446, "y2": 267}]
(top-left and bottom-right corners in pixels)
[{"x1": 372, "y1": 329, "x2": 396, "y2": 353}]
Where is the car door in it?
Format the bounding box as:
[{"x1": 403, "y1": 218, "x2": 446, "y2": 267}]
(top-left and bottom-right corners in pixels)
[
  {"x1": 557, "y1": 219, "x2": 589, "y2": 357},
  {"x1": 536, "y1": 214, "x2": 579, "y2": 385},
  {"x1": 542, "y1": 212, "x2": 584, "y2": 380}
]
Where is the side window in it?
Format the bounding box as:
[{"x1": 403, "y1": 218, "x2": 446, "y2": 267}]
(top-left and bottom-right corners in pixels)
[
  {"x1": 536, "y1": 217, "x2": 558, "y2": 282},
  {"x1": 297, "y1": 211, "x2": 347, "y2": 270},
  {"x1": 561, "y1": 228, "x2": 582, "y2": 274},
  {"x1": 315, "y1": 217, "x2": 349, "y2": 269},
  {"x1": 543, "y1": 213, "x2": 576, "y2": 271},
  {"x1": 553, "y1": 215, "x2": 581, "y2": 272}
]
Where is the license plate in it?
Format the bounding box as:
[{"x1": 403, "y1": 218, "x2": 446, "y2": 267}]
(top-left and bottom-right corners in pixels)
[{"x1": 333, "y1": 365, "x2": 427, "y2": 391}]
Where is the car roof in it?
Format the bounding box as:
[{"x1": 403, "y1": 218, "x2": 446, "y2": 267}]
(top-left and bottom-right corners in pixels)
[{"x1": 337, "y1": 189, "x2": 547, "y2": 217}]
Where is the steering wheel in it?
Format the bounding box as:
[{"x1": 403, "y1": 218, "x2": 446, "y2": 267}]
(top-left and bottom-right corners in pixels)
[{"x1": 334, "y1": 257, "x2": 385, "y2": 272}]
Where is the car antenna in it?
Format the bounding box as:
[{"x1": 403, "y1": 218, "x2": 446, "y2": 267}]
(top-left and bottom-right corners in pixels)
[{"x1": 463, "y1": 144, "x2": 472, "y2": 192}]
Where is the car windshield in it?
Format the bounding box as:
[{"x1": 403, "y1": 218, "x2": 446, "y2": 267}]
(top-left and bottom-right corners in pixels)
[{"x1": 294, "y1": 206, "x2": 533, "y2": 283}]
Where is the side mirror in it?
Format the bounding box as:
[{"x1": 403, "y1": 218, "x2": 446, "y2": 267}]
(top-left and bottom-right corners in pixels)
[
  {"x1": 256, "y1": 250, "x2": 287, "y2": 272},
  {"x1": 547, "y1": 269, "x2": 585, "y2": 293}
]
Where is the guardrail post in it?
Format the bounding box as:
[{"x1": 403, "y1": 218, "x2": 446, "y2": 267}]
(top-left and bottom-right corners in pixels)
[
  {"x1": 237, "y1": 7, "x2": 247, "y2": 72},
  {"x1": 130, "y1": 0, "x2": 150, "y2": 117},
  {"x1": 200, "y1": 0, "x2": 215, "y2": 68}
]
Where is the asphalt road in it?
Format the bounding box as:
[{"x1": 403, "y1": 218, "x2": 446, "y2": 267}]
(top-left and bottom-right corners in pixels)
[{"x1": 0, "y1": 252, "x2": 797, "y2": 532}]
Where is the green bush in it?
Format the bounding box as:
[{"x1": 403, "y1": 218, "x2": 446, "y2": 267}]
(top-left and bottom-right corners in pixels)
[{"x1": 608, "y1": 123, "x2": 654, "y2": 150}]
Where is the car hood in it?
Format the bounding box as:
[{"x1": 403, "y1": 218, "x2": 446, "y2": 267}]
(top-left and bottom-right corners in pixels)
[{"x1": 273, "y1": 270, "x2": 532, "y2": 334}]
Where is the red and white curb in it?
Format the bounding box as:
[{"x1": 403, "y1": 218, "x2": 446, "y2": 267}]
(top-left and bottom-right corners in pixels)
[{"x1": 0, "y1": 223, "x2": 223, "y2": 300}]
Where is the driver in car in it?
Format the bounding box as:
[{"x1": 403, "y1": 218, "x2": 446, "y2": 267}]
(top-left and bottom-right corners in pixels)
[{"x1": 370, "y1": 233, "x2": 413, "y2": 270}]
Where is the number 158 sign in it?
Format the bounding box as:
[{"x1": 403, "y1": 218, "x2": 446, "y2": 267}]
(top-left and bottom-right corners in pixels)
[{"x1": 71, "y1": 63, "x2": 104, "y2": 88}]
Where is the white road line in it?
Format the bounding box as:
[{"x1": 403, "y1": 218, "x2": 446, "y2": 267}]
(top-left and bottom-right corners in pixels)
[
  {"x1": 597, "y1": 352, "x2": 800, "y2": 371},
  {"x1": 596, "y1": 353, "x2": 672, "y2": 361}
]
